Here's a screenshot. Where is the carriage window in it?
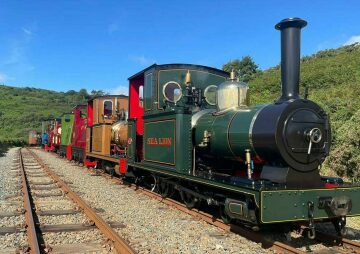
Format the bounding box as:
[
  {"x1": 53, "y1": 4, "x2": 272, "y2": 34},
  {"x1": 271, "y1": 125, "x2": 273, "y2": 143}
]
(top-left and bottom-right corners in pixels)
[
  {"x1": 80, "y1": 109, "x2": 86, "y2": 119},
  {"x1": 163, "y1": 81, "x2": 182, "y2": 103},
  {"x1": 104, "y1": 101, "x2": 113, "y2": 118},
  {"x1": 139, "y1": 85, "x2": 144, "y2": 108},
  {"x1": 204, "y1": 85, "x2": 217, "y2": 105}
]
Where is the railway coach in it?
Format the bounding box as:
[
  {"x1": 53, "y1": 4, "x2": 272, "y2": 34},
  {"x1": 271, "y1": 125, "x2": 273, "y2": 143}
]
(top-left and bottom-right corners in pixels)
[
  {"x1": 70, "y1": 104, "x2": 87, "y2": 163},
  {"x1": 43, "y1": 118, "x2": 61, "y2": 152}
]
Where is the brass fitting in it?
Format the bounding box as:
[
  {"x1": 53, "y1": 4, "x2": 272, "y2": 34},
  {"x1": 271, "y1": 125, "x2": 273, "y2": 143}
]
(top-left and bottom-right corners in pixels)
[
  {"x1": 198, "y1": 130, "x2": 211, "y2": 147},
  {"x1": 185, "y1": 70, "x2": 191, "y2": 86},
  {"x1": 245, "y1": 149, "x2": 252, "y2": 179},
  {"x1": 230, "y1": 69, "x2": 236, "y2": 80}
]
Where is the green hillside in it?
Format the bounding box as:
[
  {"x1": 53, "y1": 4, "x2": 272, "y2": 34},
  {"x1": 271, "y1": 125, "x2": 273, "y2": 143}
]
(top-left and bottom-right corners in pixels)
[
  {"x1": 0, "y1": 86, "x2": 89, "y2": 143},
  {"x1": 249, "y1": 43, "x2": 360, "y2": 180}
]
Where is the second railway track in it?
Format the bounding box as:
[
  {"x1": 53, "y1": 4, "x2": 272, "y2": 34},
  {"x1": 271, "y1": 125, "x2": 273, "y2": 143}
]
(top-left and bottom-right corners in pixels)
[{"x1": 1, "y1": 148, "x2": 135, "y2": 254}]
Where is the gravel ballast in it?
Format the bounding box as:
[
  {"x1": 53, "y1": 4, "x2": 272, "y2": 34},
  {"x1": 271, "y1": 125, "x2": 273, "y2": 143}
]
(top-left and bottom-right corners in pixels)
[
  {"x1": 0, "y1": 147, "x2": 27, "y2": 249},
  {"x1": 33, "y1": 149, "x2": 269, "y2": 254}
]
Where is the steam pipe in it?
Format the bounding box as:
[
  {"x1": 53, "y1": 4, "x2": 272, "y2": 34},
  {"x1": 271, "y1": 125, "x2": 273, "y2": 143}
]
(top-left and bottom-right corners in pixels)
[{"x1": 275, "y1": 17, "x2": 307, "y2": 101}]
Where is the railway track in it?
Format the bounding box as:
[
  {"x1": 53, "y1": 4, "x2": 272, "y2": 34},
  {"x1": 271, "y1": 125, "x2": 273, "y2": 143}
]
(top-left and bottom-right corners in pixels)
[
  {"x1": 315, "y1": 230, "x2": 360, "y2": 253},
  {"x1": 83, "y1": 164, "x2": 360, "y2": 254},
  {"x1": 1, "y1": 148, "x2": 135, "y2": 254}
]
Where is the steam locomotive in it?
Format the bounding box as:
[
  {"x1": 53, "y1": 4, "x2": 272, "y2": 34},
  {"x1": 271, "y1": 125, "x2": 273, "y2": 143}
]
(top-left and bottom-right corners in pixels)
[{"x1": 42, "y1": 17, "x2": 360, "y2": 238}]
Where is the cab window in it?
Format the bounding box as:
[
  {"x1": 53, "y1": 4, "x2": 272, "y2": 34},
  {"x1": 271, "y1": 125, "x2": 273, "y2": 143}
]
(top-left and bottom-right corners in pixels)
[
  {"x1": 104, "y1": 100, "x2": 113, "y2": 118},
  {"x1": 139, "y1": 85, "x2": 144, "y2": 108}
]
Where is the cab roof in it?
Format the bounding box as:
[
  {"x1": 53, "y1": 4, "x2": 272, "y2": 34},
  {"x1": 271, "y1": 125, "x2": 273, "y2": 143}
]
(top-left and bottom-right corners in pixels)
[{"x1": 128, "y1": 63, "x2": 229, "y2": 80}]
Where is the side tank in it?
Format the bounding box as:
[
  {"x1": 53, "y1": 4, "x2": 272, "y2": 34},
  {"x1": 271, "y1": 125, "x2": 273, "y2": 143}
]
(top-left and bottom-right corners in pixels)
[{"x1": 111, "y1": 121, "x2": 128, "y2": 149}]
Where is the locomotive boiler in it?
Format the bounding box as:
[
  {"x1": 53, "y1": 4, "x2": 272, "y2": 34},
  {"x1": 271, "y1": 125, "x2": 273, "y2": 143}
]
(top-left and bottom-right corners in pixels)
[
  {"x1": 111, "y1": 111, "x2": 128, "y2": 151},
  {"x1": 194, "y1": 18, "x2": 330, "y2": 188}
]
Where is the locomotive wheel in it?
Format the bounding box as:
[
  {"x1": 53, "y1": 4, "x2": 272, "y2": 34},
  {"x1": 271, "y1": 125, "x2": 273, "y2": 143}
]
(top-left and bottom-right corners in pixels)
[
  {"x1": 220, "y1": 205, "x2": 232, "y2": 224},
  {"x1": 333, "y1": 218, "x2": 347, "y2": 236},
  {"x1": 149, "y1": 174, "x2": 157, "y2": 192},
  {"x1": 180, "y1": 191, "x2": 199, "y2": 209},
  {"x1": 158, "y1": 180, "x2": 174, "y2": 198}
]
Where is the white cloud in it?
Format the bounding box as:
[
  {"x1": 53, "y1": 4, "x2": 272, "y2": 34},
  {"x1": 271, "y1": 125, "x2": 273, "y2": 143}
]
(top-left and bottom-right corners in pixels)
[
  {"x1": 108, "y1": 85, "x2": 128, "y2": 96},
  {"x1": 1, "y1": 25, "x2": 35, "y2": 73},
  {"x1": 343, "y1": 35, "x2": 360, "y2": 46},
  {"x1": 0, "y1": 73, "x2": 8, "y2": 82},
  {"x1": 107, "y1": 23, "x2": 119, "y2": 34},
  {"x1": 129, "y1": 55, "x2": 155, "y2": 66},
  {"x1": 22, "y1": 27, "x2": 32, "y2": 36}
]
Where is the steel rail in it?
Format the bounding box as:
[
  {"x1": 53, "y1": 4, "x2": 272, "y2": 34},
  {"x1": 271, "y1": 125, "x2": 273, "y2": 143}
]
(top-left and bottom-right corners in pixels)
[
  {"x1": 90, "y1": 168, "x2": 305, "y2": 254},
  {"x1": 19, "y1": 148, "x2": 41, "y2": 254},
  {"x1": 315, "y1": 230, "x2": 360, "y2": 253},
  {"x1": 27, "y1": 148, "x2": 135, "y2": 254}
]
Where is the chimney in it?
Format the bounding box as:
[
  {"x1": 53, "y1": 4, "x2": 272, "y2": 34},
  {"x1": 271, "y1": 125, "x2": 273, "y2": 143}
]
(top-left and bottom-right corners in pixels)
[{"x1": 275, "y1": 17, "x2": 307, "y2": 101}]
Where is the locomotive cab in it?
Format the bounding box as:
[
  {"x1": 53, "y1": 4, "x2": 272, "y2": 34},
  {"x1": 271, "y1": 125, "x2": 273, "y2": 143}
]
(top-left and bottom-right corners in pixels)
[{"x1": 85, "y1": 95, "x2": 129, "y2": 174}]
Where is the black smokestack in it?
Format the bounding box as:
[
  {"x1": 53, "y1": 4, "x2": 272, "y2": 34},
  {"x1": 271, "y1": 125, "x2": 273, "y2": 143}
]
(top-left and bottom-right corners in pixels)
[{"x1": 275, "y1": 17, "x2": 307, "y2": 101}]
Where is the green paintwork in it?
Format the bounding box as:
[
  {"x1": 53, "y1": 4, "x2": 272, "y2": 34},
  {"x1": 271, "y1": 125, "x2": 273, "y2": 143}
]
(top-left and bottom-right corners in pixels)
[
  {"x1": 175, "y1": 112, "x2": 192, "y2": 173},
  {"x1": 194, "y1": 105, "x2": 263, "y2": 160},
  {"x1": 143, "y1": 111, "x2": 192, "y2": 173},
  {"x1": 60, "y1": 113, "x2": 74, "y2": 146},
  {"x1": 144, "y1": 116, "x2": 176, "y2": 165},
  {"x1": 260, "y1": 187, "x2": 360, "y2": 223}
]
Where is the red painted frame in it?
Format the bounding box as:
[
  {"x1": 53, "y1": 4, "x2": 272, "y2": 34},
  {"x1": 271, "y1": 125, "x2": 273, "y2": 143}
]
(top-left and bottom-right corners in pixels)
[{"x1": 72, "y1": 105, "x2": 87, "y2": 151}]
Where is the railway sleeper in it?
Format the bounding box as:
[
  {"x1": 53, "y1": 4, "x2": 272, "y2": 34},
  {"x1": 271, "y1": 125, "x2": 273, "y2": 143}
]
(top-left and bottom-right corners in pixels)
[
  {"x1": 37, "y1": 209, "x2": 81, "y2": 216},
  {"x1": 45, "y1": 243, "x2": 108, "y2": 254},
  {"x1": 0, "y1": 211, "x2": 24, "y2": 218},
  {"x1": 38, "y1": 221, "x2": 126, "y2": 233}
]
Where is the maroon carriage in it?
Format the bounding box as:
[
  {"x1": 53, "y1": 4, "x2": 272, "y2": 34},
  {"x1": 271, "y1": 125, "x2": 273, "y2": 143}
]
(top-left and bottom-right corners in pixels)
[
  {"x1": 44, "y1": 118, "x2": 61, "y2": 152},
  {"x1": 71, "y1": 104, "x2": 87, "y2": 162}
]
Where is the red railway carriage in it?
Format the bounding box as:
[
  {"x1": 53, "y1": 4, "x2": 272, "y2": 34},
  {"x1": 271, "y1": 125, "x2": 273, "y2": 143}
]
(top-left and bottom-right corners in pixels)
[
  {"x1": 71, "y1": 104, "x2": 87, "y2": 162},
  {"x1": 44, "y1": 118, "x2": 61, "y2": 152}
]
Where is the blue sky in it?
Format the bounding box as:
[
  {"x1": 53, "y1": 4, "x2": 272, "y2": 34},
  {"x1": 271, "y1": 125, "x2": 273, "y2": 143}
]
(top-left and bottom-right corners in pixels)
[{"x1": 0, "y1": 0, "x2": 359, "y2": 94}]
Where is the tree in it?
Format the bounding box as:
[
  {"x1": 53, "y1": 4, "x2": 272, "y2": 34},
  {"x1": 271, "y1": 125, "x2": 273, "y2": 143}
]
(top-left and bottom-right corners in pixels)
[
  {"x1": 90, "y1": 90, "x2": 106, "y2": 97},
  {"x1": 223, "y1": 56, "x2": 259, "y2": 82},
  {"x1": 78, "y1": 88, "x2": 90, "y2": 101},
  {"x1": 65, "y1": 90, "x2": 77, "y2": 95}
]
